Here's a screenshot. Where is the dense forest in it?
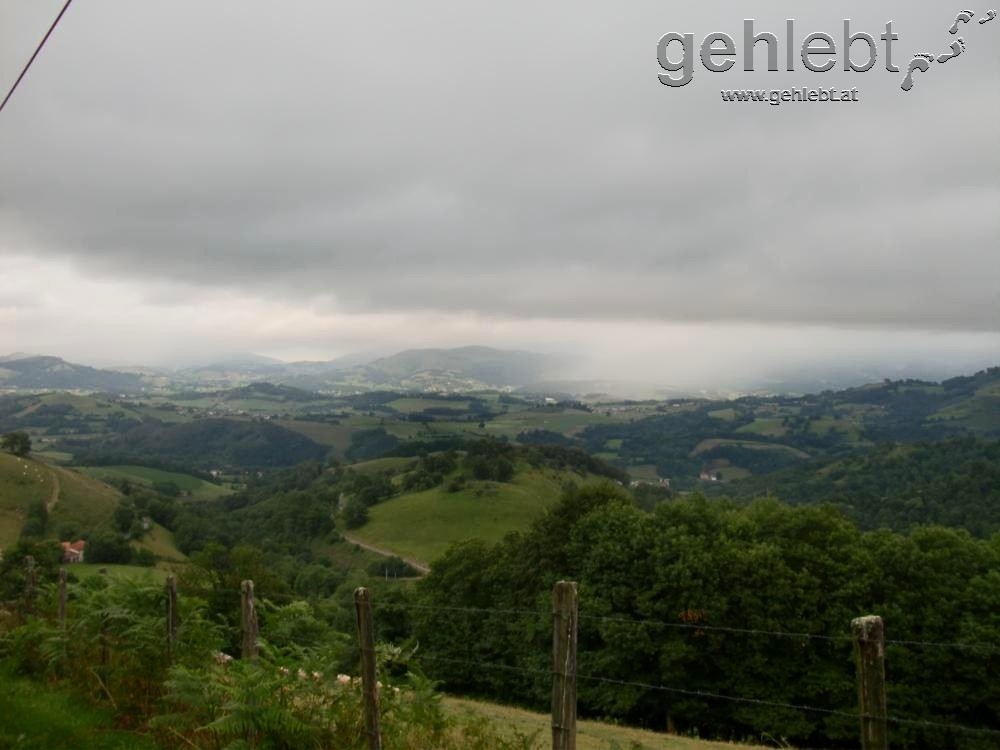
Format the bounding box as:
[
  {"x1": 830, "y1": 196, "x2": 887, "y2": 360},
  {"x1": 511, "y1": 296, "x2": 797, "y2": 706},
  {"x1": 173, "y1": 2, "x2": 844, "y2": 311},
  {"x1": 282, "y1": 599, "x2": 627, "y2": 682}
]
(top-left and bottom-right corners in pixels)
[
  {"x1": 69, "y1": 418, "x2": 330, "y2": 470},
  {"x1": 409, "y1": 484, "x2": 1000, "y2": 749},
  {"x1": 717, "y1": 438, "x2": 1000, "y2": 536}
]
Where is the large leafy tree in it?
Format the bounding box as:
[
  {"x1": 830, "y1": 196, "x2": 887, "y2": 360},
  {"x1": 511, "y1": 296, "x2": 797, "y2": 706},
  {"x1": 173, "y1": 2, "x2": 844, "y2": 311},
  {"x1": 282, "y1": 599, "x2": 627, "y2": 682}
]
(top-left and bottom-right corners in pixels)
[{"x1": 1, "y1": 430, "x2": 31, "y2": 456}]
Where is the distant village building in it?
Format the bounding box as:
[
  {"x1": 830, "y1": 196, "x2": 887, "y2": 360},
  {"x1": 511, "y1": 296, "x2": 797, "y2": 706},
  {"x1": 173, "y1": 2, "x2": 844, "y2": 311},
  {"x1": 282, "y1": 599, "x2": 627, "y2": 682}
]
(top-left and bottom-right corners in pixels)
[{"x1": 60, "y1": 540, "x2": 86, "y2": 564}]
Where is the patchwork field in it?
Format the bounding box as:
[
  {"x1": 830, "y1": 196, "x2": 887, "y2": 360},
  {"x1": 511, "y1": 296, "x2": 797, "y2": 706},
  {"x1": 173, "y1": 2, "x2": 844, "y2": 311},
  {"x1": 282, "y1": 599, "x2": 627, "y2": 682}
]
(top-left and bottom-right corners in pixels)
[
  {"x1": 930, "y1": 392, "x2": 1000, "y2": 431},
  {"x1": 626, "y1": 463, "x2": 663, "y2": 481},
  {"x1": 347, "y1": 457, "x2": 415, "y2": 475},
  {"x1": 691, "y1": 438, "x2": 811, "y2": 459},
  {"x1": 388, "y1": 397, "x2": 472, "y2": 413},
  {"x1": 78, "y1": 464, "x2": 231, "y2": 500},
  {"x1": 707, "y1": 407, "x2": 738, "y2": 421},
  {"x1": 278, "y1": 416, "x2": 427, "y2": 458},
  {"x1": 735, "y1": 418, "x2": 788, "y2": 437}
]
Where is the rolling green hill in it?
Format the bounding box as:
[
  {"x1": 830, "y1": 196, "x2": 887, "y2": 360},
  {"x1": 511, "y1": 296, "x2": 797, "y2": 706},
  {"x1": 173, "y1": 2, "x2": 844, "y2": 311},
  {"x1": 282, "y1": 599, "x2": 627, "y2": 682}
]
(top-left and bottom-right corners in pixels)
[
  {"x1": 0, "y1": 455, "x2": 125, "y2": 551},
  {"x1": 47, "y1": 464, "x2": 125, "y2": 533},
  {"x1": 132, "y1": 522, "x2": 188, "y2": 563},
  {"x1": 0, "y1": 453, "x2": 54, "y2": 549},
  {"x1": 717, "y1": 437, "x2": 1000, "y2": 536},
  {"x1": 71, "y1": 418, "x2": 330, "y2": 470},
  {"x1": 348, "y1": 465, "x2": 604, "y2": 567},
  {"x1": 0, "y1": 354, "x2": 144, "y2": 391},
  {"x1": 77, "y1": 464, "x2": 231, "y2": 500}
]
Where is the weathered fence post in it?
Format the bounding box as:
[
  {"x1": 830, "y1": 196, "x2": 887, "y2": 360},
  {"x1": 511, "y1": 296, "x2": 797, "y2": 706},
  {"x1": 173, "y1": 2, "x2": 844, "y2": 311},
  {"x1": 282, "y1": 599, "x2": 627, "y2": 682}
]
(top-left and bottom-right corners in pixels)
[
  {"x1": 852, "y1": 615, "x2": 888, "y2": 750},
  {"x1": 354, "y1": 587, "x2": 381, "y2": 750},
  {"x1": 24, "y1": 555, "x2": 37, "y2": 614},
  {"x1": 552, "y1": 580, "x2": 578, "y2": 750},
  {"x1": 57, "y1": 567, "x2": 67, "y2": 627},
  {"x1": 240, "y1": 580, "x2": 259, "y2": 660},
  {"x1": 166, "y1": 575, "x2": 179, "y2": 660}
]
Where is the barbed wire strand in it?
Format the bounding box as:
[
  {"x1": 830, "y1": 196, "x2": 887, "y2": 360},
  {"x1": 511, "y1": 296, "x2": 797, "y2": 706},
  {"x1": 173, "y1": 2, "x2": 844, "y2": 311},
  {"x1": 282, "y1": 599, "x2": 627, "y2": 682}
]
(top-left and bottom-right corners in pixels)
[
  {"x1": 582, "y1": 612, "x2": 1000, "y2": 654},
  {"x1": 884, "y1": 636, "x2": 1000, "y2": 653},
  {"x1": 578, "y1": 612, "x2": 853, "y2": 643},
  {"x1": 415, "y1": 653, "x2": 1000, "y2": 738},
  {"x1": 574, "y1": 674, "x2": 1000, "y2": 737},
  {"x1": 373, "y1": 602, "x2": 546, "y2": 618},
  {"x1": 376, "y1": 602, "x2": 1000, "y2": 653}
]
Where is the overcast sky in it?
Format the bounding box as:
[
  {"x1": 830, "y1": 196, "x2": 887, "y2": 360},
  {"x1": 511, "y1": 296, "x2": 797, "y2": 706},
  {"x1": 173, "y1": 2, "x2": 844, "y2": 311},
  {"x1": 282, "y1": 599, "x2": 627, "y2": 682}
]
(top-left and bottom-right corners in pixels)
[{"x1": 1, "y1": 1, "x2": 997, "y2": 386}]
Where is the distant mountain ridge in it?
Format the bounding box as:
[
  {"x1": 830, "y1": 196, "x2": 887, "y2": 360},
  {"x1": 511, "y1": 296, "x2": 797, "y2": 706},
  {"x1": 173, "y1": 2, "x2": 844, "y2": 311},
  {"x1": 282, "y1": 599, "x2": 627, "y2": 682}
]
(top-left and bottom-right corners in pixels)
[
  {"x1": 168, "y1": 346, "x2": 561, "y2": 391},
  {"x1": 3, "y1": 348, "x2": 997, "y2": 398},
  {"x1": 0, "y1": 347, "x2": 560, "y2": 392},
  {"x1": 0, "y1": 355, "x2": 145, "y2": 392}
]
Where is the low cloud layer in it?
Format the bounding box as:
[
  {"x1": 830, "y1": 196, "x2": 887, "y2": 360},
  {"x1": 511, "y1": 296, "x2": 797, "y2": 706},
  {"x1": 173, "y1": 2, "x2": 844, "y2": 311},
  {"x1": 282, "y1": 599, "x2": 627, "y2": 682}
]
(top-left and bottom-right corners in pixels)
[{"x1": 1, "y1": 1, "x2": 997, "y2": 382}]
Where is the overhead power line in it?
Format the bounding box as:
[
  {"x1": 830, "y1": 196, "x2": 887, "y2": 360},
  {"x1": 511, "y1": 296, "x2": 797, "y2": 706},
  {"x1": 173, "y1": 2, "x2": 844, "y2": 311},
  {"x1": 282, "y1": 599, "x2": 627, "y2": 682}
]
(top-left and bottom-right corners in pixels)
[{"x1": 0, "y1": 0, "x2": 75, "y2": 116}]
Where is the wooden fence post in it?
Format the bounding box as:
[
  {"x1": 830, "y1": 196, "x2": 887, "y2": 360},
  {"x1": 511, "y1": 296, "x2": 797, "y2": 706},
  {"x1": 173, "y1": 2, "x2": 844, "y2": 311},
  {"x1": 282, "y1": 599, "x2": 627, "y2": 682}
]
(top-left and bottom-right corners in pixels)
[
  {"x1": 166, "y1": 575, "x2": 178, "y2": 660},
  {"x1": 240, "y1": 580, "x2": 259, "y2": 660},
  {"x1": 58, "y1": 567, "x2": 67, "y2": 627},
  {"x1": 354, "y1": 587, "x2": 381, "y2": 750},
  {"x1": 852, "y1": 615, "x2": 888, "y2": 750},
  {"x1": 552, "y1": 580, "x2": 578, "y2": 750}
]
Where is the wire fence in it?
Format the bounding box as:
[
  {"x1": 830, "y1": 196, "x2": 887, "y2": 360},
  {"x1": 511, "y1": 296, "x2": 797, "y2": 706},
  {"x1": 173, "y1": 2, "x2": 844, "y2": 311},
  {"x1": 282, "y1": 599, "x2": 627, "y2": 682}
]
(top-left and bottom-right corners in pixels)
[
  {"x1": 14, "y1": 562, "x2": 1000, "y2": 749},
  {"x1": 377, "y1": 600, "x2": 1000, "y2": 652},
  {"x1": 372, "y1": 598, "x2": 1000, "y2": 744}
]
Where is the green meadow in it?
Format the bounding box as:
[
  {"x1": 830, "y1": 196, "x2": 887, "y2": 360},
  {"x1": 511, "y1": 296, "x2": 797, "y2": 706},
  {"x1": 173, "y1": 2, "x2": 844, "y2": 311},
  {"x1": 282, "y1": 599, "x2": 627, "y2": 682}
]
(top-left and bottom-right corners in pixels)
[
  {"x1": 351, "y1": 466, "x2": 599, "y2": 567},
  {"x1": 78, "y1": 464, "x2": 231, "y2": 500}
]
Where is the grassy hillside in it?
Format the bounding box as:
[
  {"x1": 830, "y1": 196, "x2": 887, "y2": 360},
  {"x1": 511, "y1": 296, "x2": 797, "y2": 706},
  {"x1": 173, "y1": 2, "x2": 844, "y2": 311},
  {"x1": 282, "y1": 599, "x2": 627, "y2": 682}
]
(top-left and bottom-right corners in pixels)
[
  {"x1": 133, "y1": 522, "x2": 187, "y2": 563},
  {"x1": 78, "y1": 464, "x2": 231, "y2": 500},
  {"x1": 929, "y1": 383, "x2": 1000, "y2": 430},
  {"x1": 47, "y1": 465, "x2": 124, "y2": 533},
  {"x1": 68, "y1": 562, "x2": 174, "y2": 582},
  {"x1": 690, "y1": 438, "x2": 810, "y2": 459},
  {"x1": 278, "y1": 416, "x2": 428, "y2": 459},
  {"x1": 0, "y1": 666, "x2": 759, "y2": 750},
  {"x1": 0, "y1": 455, "x2": 132, "y2": 550},
  {"x1": 350, "y1": 466, "x2": 599, "y2": 566},
  {"x1": 0, "y1": 453, "x2": 54, "y2": 549},
  {"x1": 348, "y1": 456, "x2": 416, "y2": 475},
  {"x1": 445, "y1": 697, "x2": 764, "y2": 750}
]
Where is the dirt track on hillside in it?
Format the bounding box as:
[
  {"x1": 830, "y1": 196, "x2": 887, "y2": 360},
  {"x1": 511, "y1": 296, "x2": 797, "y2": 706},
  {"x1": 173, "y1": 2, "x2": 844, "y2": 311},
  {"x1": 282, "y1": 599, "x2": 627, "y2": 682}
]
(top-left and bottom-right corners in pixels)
[
  {"x1": 44, "y1": 467, "x2": 61, "y2": 513},
  {"x1": 341, "y1": 533, "x2": 430, "y2": 574}
]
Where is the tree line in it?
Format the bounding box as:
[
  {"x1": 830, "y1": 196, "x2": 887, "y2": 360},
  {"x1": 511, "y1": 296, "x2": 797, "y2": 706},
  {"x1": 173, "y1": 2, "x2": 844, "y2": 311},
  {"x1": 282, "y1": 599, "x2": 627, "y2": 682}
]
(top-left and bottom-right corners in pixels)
[{"x1": 407, "y1": 484, "x2": 1000, "y2": 749}]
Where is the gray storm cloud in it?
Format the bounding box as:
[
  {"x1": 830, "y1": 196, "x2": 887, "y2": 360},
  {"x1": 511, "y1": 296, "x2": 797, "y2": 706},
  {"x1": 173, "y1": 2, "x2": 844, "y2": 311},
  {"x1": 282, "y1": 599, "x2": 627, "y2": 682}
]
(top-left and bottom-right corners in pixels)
[{"x1": 0, "y1": 1, "x2": 997, "y2": 375}]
